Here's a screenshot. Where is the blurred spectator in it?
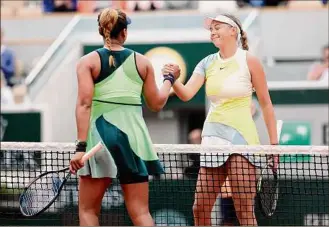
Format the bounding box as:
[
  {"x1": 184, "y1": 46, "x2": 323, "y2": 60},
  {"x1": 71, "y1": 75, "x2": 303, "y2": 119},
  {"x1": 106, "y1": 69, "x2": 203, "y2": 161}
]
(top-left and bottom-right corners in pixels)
[
  {"x1": 93, "y1": 0, "x2": 120, "y2": 12},
  {"x1": 189, "y1": 128, "x2": 202, "y2": 144},
  {"x1": 166, "y1": 0, "x2": 191, "y2": 9},
  {"x1": 77, "y1": 1, "x2": 165, "y2": 13},
  {"x1": 287, "y1": 0, "x2": 325, "y2": 8},
  {"x1": 262, "y1": 0, "x2": 288, "y2": 6},
  {"x1": 237, "y1": 0, "x2": 288, "y2": 7},
  {"x1": 12, "y1": 84, "x2": 30, "y2": 105},
  {"x1": 43, "y1": 0, "x2": 77, "y2": 13},
  {"x1": 307, "y1": 45, "x2": 329, "y2": 82},
  {"x1": 1, "y1": 71, "x2": 14, "y2": 105},
  {"x1": 77, "y1": 0, "x2": 96, "y2": 13},
  {"x1": 127, "y1": 0, "x2": 165, "y2": 11},
  {"x1": 183, "y1": 128, "x2": 201, "y2": 176},
  {"x1": 1, "y1": 29, "x2": 15, "y2": 88},
  {"x1": 249, "y1": 0, "x2": 265, "y2": 7},
  {"x1": 199, "y1": 1, "x2": 238, "y2": 13}
]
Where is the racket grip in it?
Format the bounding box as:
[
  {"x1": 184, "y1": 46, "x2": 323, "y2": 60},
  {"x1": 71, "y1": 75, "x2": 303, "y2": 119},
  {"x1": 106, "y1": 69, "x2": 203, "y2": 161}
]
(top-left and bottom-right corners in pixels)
[
  {"x1": 80, "y1": 142, "x2": 103, "y2": 164},
  {"x1": 276, "y1": 120, "x2": 283, "y2": 139}
]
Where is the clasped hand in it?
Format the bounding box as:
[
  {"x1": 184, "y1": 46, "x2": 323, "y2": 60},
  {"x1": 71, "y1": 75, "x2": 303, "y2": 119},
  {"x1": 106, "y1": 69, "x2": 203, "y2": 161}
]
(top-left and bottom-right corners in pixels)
[{"x1": 161, "y1": 63, "x2": 181, "y2": 81}]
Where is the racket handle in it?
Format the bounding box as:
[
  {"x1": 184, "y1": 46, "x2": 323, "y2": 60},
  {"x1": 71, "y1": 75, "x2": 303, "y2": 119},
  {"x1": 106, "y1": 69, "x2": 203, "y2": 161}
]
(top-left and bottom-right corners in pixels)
[
  {"x1": 80, "y1": 142, "x2": 103, "y2": 164},
  {"x1": 276, "y1": 120, "x2": 283, "y2": 139}
]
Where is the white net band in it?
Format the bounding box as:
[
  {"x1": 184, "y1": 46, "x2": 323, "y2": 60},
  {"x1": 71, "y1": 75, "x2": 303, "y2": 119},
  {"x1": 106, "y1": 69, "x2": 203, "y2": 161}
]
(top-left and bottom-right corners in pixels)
[
  {"x1": 1, "y1": 142, "x2": 328, "y2": 155},
  {"x1": 1, "y1": 142, "x2": 329, "y2": 226}
]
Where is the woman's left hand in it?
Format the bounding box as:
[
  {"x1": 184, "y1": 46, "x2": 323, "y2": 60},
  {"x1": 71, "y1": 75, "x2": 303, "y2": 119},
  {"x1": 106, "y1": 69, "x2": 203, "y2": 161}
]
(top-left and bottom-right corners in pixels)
[{"x1": 162, "y1": 63, "x2": 181, "y2": 80}]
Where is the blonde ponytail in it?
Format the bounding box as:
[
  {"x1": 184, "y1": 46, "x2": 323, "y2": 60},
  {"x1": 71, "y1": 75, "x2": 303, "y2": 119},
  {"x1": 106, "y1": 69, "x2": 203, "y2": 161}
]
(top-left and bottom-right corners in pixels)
[
  {"x1": 98, "y1": 8, "x2": 119, "y2": 67},
  {"x1": 97, "y1": 8, "x2": 131, "y2": 67},
  {"x1": 240, "y1": 30, "x2": 249, "y2": 51},
  {"x1": 222, "y1": 13, "x2": 249, "y2": 51}
]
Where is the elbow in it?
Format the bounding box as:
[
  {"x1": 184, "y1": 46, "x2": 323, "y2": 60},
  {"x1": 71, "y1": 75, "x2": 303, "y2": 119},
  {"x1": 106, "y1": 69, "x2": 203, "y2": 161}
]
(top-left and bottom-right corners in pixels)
[
  {"x1": 147, "y1": 103, "x2": 162, "y2": 112},
  {"x1": 149, "y1": 102, "x2": 165, "y2": 112},
  {"x1": 77, "y1": 98, "x2": 92, "y2": 110},
  {"x1": 176, "y1": 91, "x2": 192, "y2": 102},
  {"x1": 150, "y1": 105, "x2": 162, "y2": 112},
  {"x1": 147, "y1": 97, "x2": 167, "y2": 112},
  {"x1": 260, "y1": 100, "x2": 273, "y2": 110},
  {"x1": 177, "y1": 94, "x2": 191, "y2": 102},
  {"x1": 181, "y1": 96, "x2": 191, "y2": 102},
  {"x1": 257, "y1": 94, "x2": 273, "y2": 110}
]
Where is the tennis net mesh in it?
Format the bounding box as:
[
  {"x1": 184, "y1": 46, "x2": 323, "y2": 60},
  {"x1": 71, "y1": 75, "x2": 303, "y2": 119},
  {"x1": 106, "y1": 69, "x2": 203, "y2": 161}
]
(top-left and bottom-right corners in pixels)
[{"x1": 0, "y1": 142, "x2": 328, "y2": 226}]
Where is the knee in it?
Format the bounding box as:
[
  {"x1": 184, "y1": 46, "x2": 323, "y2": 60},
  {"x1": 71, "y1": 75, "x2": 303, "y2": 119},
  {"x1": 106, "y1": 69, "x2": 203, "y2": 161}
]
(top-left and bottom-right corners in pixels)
[
  {"x1": 233, "y1": 198, "x2": 255, "y2": 214},
  {"x1": 192, "y1": 201, "x2": 200, "y2": 215},
  {"x1": 79, "y1": 204, "x2": 100, "y2": 218},
  {"x1": 127, "y1": 204, "x2": 150, "y2": 220},
  {"x1": 193, "y1": 199, "x2": 207, "y2": 216}
]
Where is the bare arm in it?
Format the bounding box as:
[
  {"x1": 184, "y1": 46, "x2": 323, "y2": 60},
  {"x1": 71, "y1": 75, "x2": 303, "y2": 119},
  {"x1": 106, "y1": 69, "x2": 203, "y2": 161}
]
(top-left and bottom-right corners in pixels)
[
  {"x1": 138, "y1": 54, "x2": 173, "y2": 112},
  {"x1": 248, "y1": 53, "x2": 278, "y2": 144},
  {"x1": 75, "y1": 56, "x2": 94, "y2": 141},
  {"x1": 162, "y1": 63, "x2": 204, "y2": 102},
  {"x1": 172, "y1": 73, "x2": 205, "y2": 102}
]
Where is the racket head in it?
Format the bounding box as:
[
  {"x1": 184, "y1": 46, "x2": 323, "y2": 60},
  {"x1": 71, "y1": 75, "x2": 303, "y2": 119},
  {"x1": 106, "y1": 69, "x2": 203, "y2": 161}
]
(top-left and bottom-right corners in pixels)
[
  {"x1": 19, "y1": 142, "x2": 103, "y2": 217},
  {"x1": 19, "y1": 167, "x2": 70, "y2": 217},
  {"x1": 257, "y1": 166, "x2": 279, "y2": 218}
]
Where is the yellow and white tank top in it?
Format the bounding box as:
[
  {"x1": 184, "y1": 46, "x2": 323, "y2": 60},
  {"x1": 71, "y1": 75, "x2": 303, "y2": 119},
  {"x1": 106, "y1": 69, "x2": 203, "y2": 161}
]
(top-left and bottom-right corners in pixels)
[{"x1": 194, "y1": 48, "x2": 260, "y2": 145}]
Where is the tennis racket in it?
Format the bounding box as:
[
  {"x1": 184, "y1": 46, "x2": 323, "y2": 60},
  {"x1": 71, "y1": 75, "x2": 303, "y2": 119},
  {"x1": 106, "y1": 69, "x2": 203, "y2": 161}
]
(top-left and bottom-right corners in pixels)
[
  {"x1": 19, "y1": 142, "x2": 104, "y2": 217},
  {"x1": 256, "y1": 120, "x2": 283, "y2": 217},
  {"x1": 256, "y1": 159, "x2": 279, "y2": 217}
]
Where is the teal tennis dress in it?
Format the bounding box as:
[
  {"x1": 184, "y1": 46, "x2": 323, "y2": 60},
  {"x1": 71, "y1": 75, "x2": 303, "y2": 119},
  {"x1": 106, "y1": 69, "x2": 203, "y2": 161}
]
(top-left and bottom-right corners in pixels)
[{"x1": 77, "y1": 48, "x2": 164, "y2": 180}]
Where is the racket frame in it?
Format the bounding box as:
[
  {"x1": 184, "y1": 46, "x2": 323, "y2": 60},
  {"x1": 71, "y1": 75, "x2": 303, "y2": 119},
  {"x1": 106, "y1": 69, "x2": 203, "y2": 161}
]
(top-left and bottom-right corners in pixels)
[
  {"x1": 256, "y1": 165, "x2": 279, "y2": 217},
  {"x1": 19, "y1": 142, "x2": 103, "y2": 217},
  {"x1": 19, "y1": 167, "x2": 71, "y2": 217},
  {"x1": 256, "y1": 120, "x2": 283, "y2": 217}
]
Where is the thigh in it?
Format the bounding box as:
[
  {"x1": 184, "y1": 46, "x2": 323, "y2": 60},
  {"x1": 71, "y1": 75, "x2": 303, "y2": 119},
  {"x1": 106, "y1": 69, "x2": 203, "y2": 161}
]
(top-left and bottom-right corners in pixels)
[
  {"x1": 195, "y1": 167, "x2": 227, "y2": 201},
  {"x1": 226, "y1": 155, "x2": 257, "y2": 198},
  {"x1": 220, "y1": 177, "x2": 232, "y2": 198},
  {"x1": 79, "y1": 176, "x2": 112, "y2": 212},
  {"x1": 121, "y1": 181, "x2": 150, "y2": 216}
]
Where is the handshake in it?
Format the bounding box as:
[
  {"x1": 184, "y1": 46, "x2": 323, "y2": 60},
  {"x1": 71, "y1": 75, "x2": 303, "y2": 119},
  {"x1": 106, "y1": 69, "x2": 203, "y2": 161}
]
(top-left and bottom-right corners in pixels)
[{"x1": 161, "y1": 63, "x2": 181, "y2": 85}]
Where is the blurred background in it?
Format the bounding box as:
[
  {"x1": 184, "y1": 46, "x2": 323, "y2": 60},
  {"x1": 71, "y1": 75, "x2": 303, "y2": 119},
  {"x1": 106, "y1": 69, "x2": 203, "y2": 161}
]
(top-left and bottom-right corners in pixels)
[
  {"x1": 1, "y1": 0, "x2": 328, "y2": 144},
  {"x1": 0, "y1": 1, "x2": 328, "y2": 226},
  {"x1": 1, "y1": 0, "x2": 328, "y2": 146}
]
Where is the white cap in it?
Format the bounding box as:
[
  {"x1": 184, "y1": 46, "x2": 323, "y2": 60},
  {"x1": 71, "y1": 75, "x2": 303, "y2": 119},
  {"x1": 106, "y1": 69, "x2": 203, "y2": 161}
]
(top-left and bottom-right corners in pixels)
[{"x1": 204, "y1": 15, "x2": 241, "y2": 35}]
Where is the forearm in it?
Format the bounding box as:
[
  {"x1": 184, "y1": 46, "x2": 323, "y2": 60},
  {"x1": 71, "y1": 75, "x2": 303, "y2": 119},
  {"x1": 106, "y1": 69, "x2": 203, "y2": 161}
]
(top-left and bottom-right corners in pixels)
[
  {"x1": 172, "y1": 81, "x2": 192, "y2": 102},
  {"x1": 261, "y1": 103, "x2": 278, "y2": 144},
  {"x1": 75, "y1": 103, "x2": 91, "y2": 141},
  {"x1": 156, "y1": 80, "x2": 172, "y2": 109}
]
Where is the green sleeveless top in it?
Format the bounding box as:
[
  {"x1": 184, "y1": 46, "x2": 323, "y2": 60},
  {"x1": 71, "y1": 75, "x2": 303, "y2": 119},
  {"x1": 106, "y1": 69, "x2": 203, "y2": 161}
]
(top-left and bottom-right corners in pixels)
[
  {"x1": 93, "y1": 48, "x2": 143, "y2": 106},
  {"x1": 78, "y1": 47, "x2": 164, "y2": 178}
]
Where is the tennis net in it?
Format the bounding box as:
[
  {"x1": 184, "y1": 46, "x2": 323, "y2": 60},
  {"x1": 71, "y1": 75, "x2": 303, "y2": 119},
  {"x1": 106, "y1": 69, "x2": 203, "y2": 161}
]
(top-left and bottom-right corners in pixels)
[{"x1": 0, "y1": 142, "x2": 328, "y2": 226}]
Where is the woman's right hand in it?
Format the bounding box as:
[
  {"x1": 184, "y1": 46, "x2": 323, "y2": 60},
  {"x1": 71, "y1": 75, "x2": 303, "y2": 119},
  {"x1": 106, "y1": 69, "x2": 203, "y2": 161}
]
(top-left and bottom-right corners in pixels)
[
  {"x1": 69, "y1": 152, "x2": 85, "y2": 174},
  {"x1": 162, "y1": 63, "x2": 181, "y2": 81}
]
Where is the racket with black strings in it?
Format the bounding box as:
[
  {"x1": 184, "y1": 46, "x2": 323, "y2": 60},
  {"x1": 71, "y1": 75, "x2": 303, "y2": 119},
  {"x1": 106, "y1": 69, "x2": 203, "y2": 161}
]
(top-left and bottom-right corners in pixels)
[
  {"x1": 256, "y1": 156, "x2": 279, "y2": 217},
  {"x1": 19, "y1": 142, "x2": 104, "y2": 217},
  {"x1": 256, "y1": 120, "x2": 283, "y2": 217}
]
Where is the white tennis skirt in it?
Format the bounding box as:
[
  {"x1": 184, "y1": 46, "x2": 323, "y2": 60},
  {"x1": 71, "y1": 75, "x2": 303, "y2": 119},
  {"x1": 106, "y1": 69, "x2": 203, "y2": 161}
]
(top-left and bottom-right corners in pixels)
[{"x1": 200, "y1": 136, "x2": 265, "y2": 168}]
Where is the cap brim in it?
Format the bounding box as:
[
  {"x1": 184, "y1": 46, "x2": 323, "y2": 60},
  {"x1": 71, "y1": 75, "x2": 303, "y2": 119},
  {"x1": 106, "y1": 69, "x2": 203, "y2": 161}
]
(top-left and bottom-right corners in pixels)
[
  {"x1": 126, "y1": 17, "x2": 132, "y2": 25},
  {"x1": 204, "y1": 15, "x2": 240, "y2": 32},
  {"x1": 204, "y1": 17, "x2": 215, "y2": 30}
]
